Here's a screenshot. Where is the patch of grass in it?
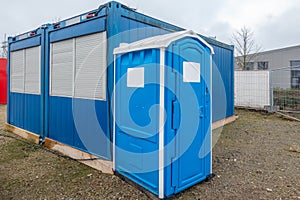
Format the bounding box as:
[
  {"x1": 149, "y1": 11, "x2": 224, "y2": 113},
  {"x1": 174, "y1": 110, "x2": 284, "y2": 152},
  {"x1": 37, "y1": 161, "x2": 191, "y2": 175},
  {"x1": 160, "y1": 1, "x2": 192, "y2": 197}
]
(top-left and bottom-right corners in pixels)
[
  {"x1": 0, "y1": 138, "x2": 39, "y2": 162},
  {"x1": 51, "y1": 158, "x2": 95, "y2": 180}
]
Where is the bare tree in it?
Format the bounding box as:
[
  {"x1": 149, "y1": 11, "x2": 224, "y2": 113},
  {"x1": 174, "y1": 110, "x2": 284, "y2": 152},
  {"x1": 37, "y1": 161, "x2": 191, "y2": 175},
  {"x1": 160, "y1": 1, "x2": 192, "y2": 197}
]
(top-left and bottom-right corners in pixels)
[{"x1": 232, "y1": 26, "x2": 262, "y2": 70}]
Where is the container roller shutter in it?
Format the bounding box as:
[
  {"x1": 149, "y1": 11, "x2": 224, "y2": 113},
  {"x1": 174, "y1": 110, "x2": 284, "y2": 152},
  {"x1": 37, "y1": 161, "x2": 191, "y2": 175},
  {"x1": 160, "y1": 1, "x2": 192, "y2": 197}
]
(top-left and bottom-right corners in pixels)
[
  {"x1": 74, "y1": 32, "x2": 107, "y2": 100},
  {"x1": 50, "y1": 31, "x2": 107, "y2": 100},
  {"x1": 25, "y1": 46, "x2": 41, "y2": 94},
  {"x1": 50, "y1": 38, "x2": 74, "y2": 97},
  {"x1": 10, "y1": 50, "x2": 25, "y2": 93}
]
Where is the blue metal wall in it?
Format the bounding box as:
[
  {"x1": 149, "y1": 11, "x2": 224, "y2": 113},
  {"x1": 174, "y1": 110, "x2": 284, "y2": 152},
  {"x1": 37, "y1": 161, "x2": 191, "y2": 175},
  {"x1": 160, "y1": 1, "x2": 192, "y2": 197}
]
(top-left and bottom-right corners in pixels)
[
  {"x1": 211, "y1": 44, "x2": 235, "y2": 122},
  {"x1": 45, "y1": 11, "x2": 109, "y2": 159},
  {"x1": 8, "y1": 27, "x2": 47, "y2": 136}
]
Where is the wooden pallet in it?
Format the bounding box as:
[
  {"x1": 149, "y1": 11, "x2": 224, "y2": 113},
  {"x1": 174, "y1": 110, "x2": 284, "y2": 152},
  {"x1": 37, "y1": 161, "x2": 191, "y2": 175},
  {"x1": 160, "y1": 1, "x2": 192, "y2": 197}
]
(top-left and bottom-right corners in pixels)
[
  {"x1": 5, "y1": 123, "x2": 40, "y2": 144},
  {"x1": 5, "y1": 123, "x2": 113, "y2": 174},
  {"x1": 5, "y1": 115, "x2": 238, "y2": 176},
  {"x1": 44, "y1": 137, "x2": 113, "y2": 174},
  {"x1": 212, "y1": 115, "x2": 239, "y2": 130}
]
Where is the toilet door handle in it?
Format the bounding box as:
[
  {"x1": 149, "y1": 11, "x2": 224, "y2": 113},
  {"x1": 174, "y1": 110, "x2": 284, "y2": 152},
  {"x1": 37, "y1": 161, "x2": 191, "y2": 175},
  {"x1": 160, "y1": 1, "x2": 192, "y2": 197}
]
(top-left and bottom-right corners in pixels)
[
  {"x1": 199, "y1": 106, "x2": 204, "y2": 118},
  {"x1": 172, "y1": 100, "x2": 180, "y2": 130}
]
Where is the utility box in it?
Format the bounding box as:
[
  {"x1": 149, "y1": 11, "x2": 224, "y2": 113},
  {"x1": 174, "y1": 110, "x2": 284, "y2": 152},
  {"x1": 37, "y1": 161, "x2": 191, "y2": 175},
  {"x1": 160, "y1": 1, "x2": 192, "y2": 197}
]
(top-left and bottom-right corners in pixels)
[
  {"x1": 114, "y1": 30, "x2": 213, "y2": 198},
  {"x1": 0, "y1": 58, "x2": 7, "y2": 104}
]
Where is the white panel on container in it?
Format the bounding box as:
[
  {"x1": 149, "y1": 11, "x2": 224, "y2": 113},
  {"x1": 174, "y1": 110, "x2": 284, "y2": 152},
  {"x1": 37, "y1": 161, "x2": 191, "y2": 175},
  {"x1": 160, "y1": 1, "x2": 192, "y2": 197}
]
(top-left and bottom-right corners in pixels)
[
  {"x1": 74, "y1": 32, "x2": 107, "y2": 100},
  {"x1": 25, "y1": 46, "x2": 41, "y2": 94},
  {"x1": 127, "y1": 67, "x2": 144, "y2": 88},
  {"x1": 183, "y1": 62, "x2": 201, "y2": 83},
  {"x1": 50, "y1": 39, "x2": 74, "y2": 97},
  {"x1": 10, "y1": 49, "x2": 25, "y2": 93}
]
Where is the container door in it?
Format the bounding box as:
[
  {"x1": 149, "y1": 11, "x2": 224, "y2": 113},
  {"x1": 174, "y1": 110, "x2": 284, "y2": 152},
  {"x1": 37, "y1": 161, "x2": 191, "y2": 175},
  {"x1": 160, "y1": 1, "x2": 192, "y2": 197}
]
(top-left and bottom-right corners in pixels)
[
  {"x1": 171, "y1": 39, "x2": 210, "y2": 193},
  {"x1": 9, "y1": 36, "x2": 43, "y2": 136},
  {"x1": 115, "y1": 50, "x2": 160, "y2": 195}
]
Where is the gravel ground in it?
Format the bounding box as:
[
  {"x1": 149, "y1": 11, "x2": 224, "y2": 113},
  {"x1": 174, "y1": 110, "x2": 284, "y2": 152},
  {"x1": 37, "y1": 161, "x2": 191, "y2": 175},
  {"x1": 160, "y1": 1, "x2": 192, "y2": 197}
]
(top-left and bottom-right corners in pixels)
[{"x1": 0, "y1": 105, "x2": 299, "y2": 199}]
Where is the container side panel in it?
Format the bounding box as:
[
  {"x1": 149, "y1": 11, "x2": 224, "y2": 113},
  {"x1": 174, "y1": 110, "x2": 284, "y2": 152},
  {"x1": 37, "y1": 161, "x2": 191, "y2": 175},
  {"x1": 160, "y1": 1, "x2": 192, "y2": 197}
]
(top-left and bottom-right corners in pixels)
[
  {"x1": 8, "y1": 33, "x2": 44, "y2": 136},
  {"x1": 119, "y1": 17, "x2": 171, "y2": 44},
  {"x1": 48, "y1": 26, "x2": 110, "y2": 159},
  {"x1": 49, "y1": 17, "x2": 106, "y2": 43},
  {"x1": 72, "y1": 98, "x2": 109, "y2": 159},
  {"x1": 48, "y1": 96, "x2": 110, "y2": 159},
  {"x1": 49, "y1": 96, "x2": 74, "y2": 146},
  {"x1": 10, "y1": 36, "x2": 41, "y2": 51},
  {"x1": 9, "y1": 92, "x2": 25, "y2": 128},
  {"x1": 24, "y1": 94, "x2": 41, "y2": 134},
  {"x1": 211, "y1": 45, "x2": 234, "y2": 122}
]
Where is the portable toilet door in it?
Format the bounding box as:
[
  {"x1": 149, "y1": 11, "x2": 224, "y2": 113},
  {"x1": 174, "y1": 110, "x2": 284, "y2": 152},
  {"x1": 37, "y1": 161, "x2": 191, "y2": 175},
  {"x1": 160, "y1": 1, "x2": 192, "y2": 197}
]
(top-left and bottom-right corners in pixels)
[{"x1": 113, "y1": 30, "x2": 214, "y2": 198}]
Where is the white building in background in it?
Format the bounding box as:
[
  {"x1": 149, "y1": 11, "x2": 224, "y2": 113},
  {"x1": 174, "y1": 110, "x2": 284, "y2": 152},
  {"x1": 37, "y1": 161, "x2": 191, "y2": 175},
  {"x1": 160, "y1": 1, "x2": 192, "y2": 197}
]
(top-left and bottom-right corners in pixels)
[{"x1": 235, "y1": 44, "x2": 300, "y2": 89}]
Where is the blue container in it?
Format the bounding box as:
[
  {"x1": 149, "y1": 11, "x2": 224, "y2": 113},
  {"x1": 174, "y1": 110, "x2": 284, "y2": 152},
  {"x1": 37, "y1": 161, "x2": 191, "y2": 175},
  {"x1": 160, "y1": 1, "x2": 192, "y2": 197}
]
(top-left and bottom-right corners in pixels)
[
  {"x1": 114, "y1": 30, "x2": 213, "y2": 198},
  {"x1": 7, "y1": 1, "x2": 234, "y2": 163},
  {"x1": 43, "y1": 1, "x2": 185, "y2": 160},
  {"x1": 208, "y1": 40, "x2": 235, "y2": 122},
  {"x1": 7, "y1": 25, "x2": 49, "y2": 137}
]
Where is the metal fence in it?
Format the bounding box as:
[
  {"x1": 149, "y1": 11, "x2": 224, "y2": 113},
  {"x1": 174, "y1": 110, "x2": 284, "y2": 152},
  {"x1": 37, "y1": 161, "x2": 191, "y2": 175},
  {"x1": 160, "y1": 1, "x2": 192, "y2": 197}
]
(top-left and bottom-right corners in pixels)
[
  {"x1": 234, "y1": 66, "x2": 300, "y2": 121},
  {"x1": 271, "y1": 66, "x2": 300, "y2": 121}
]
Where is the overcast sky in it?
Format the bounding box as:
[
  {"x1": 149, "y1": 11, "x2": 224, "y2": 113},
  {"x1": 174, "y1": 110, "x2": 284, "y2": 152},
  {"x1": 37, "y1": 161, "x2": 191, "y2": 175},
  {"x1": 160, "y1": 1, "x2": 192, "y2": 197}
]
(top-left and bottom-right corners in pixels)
[{"x1": 1, "y1": 0, "x2": 299, "y2": 52}]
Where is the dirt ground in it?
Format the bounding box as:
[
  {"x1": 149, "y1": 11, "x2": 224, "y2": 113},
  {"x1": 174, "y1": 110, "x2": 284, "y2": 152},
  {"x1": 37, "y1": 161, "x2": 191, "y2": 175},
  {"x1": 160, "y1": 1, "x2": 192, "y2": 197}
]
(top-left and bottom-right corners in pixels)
[{"x1": 0, "y1": 105, "x2": 299, "y2": 200}]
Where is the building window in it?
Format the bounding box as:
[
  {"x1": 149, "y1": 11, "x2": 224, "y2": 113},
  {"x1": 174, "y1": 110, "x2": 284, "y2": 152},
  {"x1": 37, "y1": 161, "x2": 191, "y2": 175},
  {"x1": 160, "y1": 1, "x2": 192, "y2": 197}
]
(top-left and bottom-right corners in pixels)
[
  {"x1": 290, "y1": 60, "x2": 300, "y2": 89},
  {"x1": 257, "y1": 61, "x2": 269, "y2": 70},
  {"x1": 246, "y1": 62, "x2": 254, "y2": 70}
]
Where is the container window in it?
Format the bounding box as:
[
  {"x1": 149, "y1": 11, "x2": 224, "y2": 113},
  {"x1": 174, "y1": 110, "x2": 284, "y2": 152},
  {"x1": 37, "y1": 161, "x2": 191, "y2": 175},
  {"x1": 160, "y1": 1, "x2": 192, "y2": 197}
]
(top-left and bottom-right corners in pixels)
[
  {"x1": 50, "y1": 38, "x2": 74, "y2": 97},
  {"x1": 25, "y1": 46, "x2": 41, "y2": 94},
  {"x1": 183, "y1": 62, "x2": 201, "y2": 83},
  {"x1": 10, "y1": 46, "x2": 41, "y2": 94},
  {"x1": 50, "y1": 31, "x2": 107, "y2": 100},
  {"x1": 74, "y1": 32, "x2": 107, "y2": 100},
  {"x1": 127, "y1": 67, "x2": 144, "y2": 88},
  {"x1": 10, "y1": 50, "x2": 25, "y2": 93}
]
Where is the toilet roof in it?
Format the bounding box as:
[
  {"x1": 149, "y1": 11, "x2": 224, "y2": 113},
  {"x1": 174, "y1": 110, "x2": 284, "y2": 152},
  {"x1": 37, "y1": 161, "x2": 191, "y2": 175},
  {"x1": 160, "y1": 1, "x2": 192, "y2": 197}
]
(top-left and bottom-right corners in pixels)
[{"x1": 113, "y1": 30, "x2": 214, "y2": 55}]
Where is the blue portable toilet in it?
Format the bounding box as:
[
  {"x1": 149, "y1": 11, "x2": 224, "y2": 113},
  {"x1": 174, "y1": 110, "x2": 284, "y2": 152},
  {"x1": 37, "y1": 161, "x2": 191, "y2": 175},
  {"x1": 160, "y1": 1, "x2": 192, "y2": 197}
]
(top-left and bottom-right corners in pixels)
[{"x1": 113, "y1": 30, "x2": 214, "y2": 198}]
